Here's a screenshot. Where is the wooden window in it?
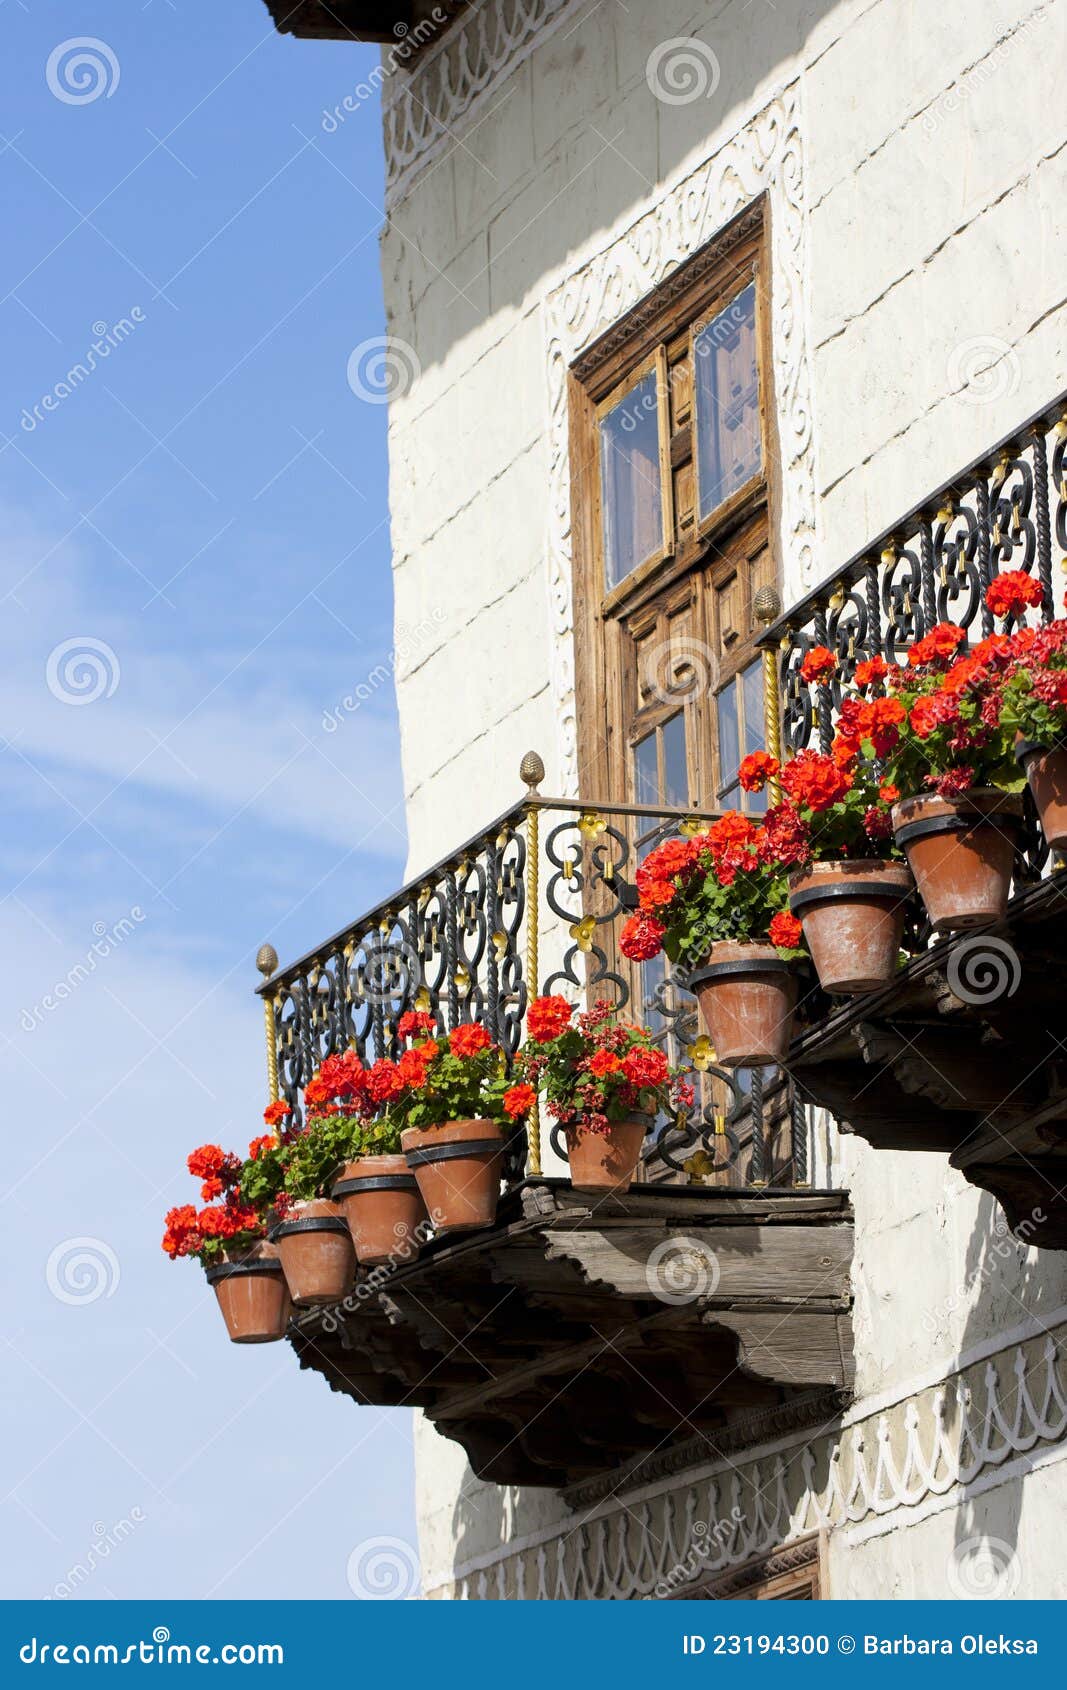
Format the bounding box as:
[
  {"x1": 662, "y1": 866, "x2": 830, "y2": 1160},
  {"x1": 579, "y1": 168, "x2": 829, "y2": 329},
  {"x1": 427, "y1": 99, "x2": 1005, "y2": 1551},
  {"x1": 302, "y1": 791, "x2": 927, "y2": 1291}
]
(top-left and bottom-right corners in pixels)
[
  {"x1": 568, "y1": 202, "x2": 778, "y2": 1082},
  {"x1": 569, "y1": 199, "x2": 777, "y2": 821},
  {"x1": 665, "y1": 1535, "x2": 825, "y2": 1600}
]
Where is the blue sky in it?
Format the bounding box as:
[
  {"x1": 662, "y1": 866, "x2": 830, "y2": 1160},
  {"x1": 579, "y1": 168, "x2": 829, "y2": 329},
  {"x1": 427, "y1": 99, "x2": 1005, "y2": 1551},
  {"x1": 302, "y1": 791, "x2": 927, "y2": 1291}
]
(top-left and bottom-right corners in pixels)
[{"x1": 0, "y1": 5, "x2": 420, "y2": 1598}]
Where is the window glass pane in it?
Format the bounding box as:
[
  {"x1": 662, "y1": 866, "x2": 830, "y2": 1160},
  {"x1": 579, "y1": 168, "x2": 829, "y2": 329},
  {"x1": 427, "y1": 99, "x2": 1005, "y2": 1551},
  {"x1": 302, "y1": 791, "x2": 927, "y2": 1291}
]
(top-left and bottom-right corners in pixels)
[
  {"x1": 694, "y1": 281, "x2": 761, "y2": 523},
  {"x1": 599, "y1": 368, "x2": 664, "y2": 590},
  {"x1": 633, "y1": 732, "x2": 659, "y2": 808},
  {"x1": 742, "y1": 658, "x2": 766, "y2": 753},
  {"x1": 661, "y1": 712, "x2": 688, "y2": 809},
  {"x1": 716, "y1": 678, "x2": 740, "y2": 800},
  {"x1": 741, "y1": 659, "x2": 767, "y2": 814}
]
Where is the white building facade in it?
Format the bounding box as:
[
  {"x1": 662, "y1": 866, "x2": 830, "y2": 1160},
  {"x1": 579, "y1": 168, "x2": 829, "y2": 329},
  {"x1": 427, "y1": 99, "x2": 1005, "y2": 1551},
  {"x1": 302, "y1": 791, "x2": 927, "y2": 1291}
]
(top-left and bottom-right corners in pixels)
[{"x1": 269, "y1": 0, "x2": 1067, "y2": 1600}]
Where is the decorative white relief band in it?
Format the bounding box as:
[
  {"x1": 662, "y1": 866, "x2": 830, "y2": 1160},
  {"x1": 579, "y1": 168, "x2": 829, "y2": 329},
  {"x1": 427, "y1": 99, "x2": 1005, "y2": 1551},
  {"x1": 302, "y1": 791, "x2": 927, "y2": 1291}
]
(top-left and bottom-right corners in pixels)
[
  {"x1": 428, "y1": 1317, "x2": 1067, "y2": 1599},
  {"x1": 543, "y1": 82, "x2": 816, "y2": 796},
  {"x1": 382, "y1": 0, "x2": 579, "y2": 203}
]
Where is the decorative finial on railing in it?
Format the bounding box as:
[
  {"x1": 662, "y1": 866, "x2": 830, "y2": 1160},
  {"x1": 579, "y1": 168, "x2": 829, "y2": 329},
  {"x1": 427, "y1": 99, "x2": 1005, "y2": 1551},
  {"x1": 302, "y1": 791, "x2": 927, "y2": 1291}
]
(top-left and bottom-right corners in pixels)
[
  {"x1": 519, "y1": 749, "x2": 545, "y2": 794},
  {"x1": 753, "y1": 584, "x2": 782, "y2": 626},
  {"x1": 257, "y1": 943, "x2": 280, "y2": 1104}
]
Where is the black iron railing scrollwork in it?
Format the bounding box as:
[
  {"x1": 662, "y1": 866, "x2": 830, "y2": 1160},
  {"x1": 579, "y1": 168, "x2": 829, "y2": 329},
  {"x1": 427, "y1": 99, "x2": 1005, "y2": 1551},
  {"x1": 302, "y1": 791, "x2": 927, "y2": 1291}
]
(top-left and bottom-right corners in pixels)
[
  {"x1": 765, "y1": 396, "x2": 1067, "y2": 892},
  {"x1": 256, "y1": 792, "x2": 816, "y2": 1194}
]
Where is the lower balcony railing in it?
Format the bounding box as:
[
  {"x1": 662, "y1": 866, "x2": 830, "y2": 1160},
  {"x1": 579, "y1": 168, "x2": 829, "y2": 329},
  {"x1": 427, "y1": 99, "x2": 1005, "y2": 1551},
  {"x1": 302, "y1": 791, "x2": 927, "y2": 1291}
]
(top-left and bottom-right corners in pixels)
[{"x1": 255, "y1": 770, "x2": 820, "y2": 1195}]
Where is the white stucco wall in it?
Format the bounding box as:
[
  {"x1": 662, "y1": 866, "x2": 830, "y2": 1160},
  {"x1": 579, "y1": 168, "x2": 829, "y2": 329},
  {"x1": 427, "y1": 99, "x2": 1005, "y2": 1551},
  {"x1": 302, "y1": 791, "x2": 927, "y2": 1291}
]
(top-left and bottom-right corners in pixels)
[{"x1": 376, "y1": 0, "x2": 1067, "y2": 1596}]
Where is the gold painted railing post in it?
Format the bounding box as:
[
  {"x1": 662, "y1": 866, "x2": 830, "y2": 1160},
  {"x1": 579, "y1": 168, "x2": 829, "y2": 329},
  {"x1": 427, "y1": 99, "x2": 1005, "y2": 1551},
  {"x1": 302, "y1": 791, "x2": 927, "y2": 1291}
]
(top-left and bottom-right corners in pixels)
[
  {"x1": 520, "y1": 751, "x2": 545, "y2": 1177},
  {"x1": 256, "y1": 943, "x2": 280, "y2": 1105},
  {"x1": 754, "y1": 585, "x2": 784, "y2": 798}
]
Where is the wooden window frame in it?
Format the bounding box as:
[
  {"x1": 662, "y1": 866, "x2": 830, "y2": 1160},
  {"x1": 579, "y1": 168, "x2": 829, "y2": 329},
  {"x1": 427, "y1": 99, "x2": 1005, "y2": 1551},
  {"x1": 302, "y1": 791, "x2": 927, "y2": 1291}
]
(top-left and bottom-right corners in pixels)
[
  {"x1": 568, "y1": 198, "x2": 780, "y2": 809},
  {"x1": 664, "y1": 1533, "x2": 827, "y2": 1601}
]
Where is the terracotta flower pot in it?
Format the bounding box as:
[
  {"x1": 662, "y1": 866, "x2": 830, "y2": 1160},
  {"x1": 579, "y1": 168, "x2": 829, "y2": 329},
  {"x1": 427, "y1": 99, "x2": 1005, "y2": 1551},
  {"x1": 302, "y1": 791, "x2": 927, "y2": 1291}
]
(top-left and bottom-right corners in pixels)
[
  {"x1": 688, "y1": 941, "x2": 798, "y2": 1068},
  {"x1": 270, "y1": 1198, "x2": 356, "y2": 1307},
  {"x1": 891, "y1": 790, "x2": 1022, "y2": 931},
  {"x1": 1016, "y1": 736, "x2": 1067, "y2": 851},
  {"x1": 332, "y1": 1155, "x2": 429, "y2": 1267},
  {"x1": 567, "y1": 1114, "x2": 649, "y2": 1195},
  {"x1": 401, "y1": 1118, "x2": 504, "y2": 1233},
  {"x1": 206, "y1": 1243, "x2": 291, "y2": 1344},
  {"x1": 788, "y1": 858, "x2": 914, "y2": 994}
]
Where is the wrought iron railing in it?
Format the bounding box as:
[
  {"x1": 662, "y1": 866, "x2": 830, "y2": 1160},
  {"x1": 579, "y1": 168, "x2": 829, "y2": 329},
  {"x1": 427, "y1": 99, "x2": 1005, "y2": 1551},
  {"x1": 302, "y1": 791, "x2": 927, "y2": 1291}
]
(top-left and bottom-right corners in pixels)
[
  {"x1": 756, "y1": 394, "x2": 1067, "y2": 890},
  {"x1": 760, "y1": 394, "x2": 1067, "y2": 768},
  {"x1": 255, "y1": 760, "x2": 815, "y2": 1194}
]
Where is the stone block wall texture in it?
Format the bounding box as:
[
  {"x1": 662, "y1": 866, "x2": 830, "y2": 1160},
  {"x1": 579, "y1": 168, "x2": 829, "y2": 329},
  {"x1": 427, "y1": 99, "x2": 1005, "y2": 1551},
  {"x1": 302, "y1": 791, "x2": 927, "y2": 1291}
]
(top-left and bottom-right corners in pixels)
[{"x1": 373, "y1": 0, "x2": 1067, "y2": 1594}]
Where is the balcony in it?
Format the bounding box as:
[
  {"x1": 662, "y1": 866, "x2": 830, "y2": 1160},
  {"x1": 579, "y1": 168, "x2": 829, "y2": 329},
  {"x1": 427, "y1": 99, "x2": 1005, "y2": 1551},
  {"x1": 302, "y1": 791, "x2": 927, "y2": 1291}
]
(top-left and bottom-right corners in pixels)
[
  {"x1": 255, "y1": 785, "x2": 854, "y2": 1484},
  {"x1": 761, "y1": 392, "x2": 1067, "y2": 1248}
]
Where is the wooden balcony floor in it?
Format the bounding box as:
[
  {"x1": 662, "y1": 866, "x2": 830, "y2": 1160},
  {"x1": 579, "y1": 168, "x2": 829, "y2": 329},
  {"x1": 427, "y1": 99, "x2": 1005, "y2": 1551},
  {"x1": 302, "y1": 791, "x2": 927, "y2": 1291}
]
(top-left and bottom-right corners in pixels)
[
  {"x1": 789, "y1": 874, "x2": 1067, "y2": 1249},
  {"x1": 290, "y1": 1181, "x2": 854, "y2": 1487}
]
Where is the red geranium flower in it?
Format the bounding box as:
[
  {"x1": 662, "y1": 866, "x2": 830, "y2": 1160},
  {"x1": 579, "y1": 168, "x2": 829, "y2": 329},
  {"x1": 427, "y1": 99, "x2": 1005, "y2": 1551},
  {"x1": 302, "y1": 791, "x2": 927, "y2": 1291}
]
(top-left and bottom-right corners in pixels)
[
  {"x1": 263, "y1": 1100, "x2": 291, "y2": 1128},
  {"x1": 986, "y1": 570, "x2": 1043, "y2": 619},
  {"x1": 758, "y1": 803, "x2": 811, "y2": 869},
  {"x1": 396, "y1": 1047, "x2": 432, "y2": 1088},
  {"x1": 187, "y1": 1144, "x2": 227, "y2": 1181},
  {"x1": 620, "y1": 1046, "x2": 669, "y2": 1089},
  {"x1": 854, "y1": 656, "x2": 888, "y2": 689},
  {"x1": 448, "y1": 1023, "x2": 492, "y2": 1059},
  {"x1": 878, "y1": 782, "x2": 900, "y2": 803},
  {"x1": 800, "y1": 645, "x2": 836, "y2": 684},
  {"x1": 857, "y1": 695, "x2": 906, "y2": 755},
  {"x1": 863, "y1": 806, "x2": 893, "y2": 841},
  {"x1": 502, "y1": 1083, "x2": 535, "y2": 1120},
  {"x1": 397, "y1": 1009, "x2": 436, "y2": 1042},
  {"x1": 618, "y1": 912, "x2": 666, "y2": 962},
  {"x1": 247, "y1": 1134, "x2": 275, "y2": 1161},
  {"x1": 768, "y1": 911, "x2": 803, "y2": 949},
  {"x1": 526, "y1": 995, "x2": 574, "y2": 1043},
  {"x1": 908, "y1": 622, "x2": 966, "y2": 667},
  {"x1": 365, "y1": 1058, "x2": 404, "y2": 1103},
  {"x1": 588, "y1": 1049, "x2": 622, "y2": 1077},
  {"x1": 739, "y1": 750, "x2": 780, "y2": 793},
  {"x1": 925, "y1": 767, "x2": 975, "y2": 797},
  {"x1": 779, "y1": 750, "x2": 852, "y2": 813}
]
